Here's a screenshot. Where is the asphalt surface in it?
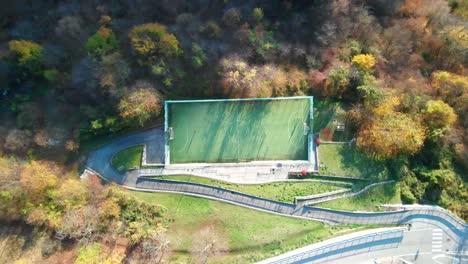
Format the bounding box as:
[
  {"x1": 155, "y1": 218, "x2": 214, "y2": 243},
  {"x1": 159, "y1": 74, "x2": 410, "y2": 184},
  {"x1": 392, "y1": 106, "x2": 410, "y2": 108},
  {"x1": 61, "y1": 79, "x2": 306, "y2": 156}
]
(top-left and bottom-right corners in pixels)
[
  {"x1": 85, "y1": 127, "x2": 467, "y2": 264},
  {"x1": 86, "y1": 127, "x2": 164, "y2": 184},
  {"x1": 261, "y1": 223, "x2": 467, "y2": 264}
]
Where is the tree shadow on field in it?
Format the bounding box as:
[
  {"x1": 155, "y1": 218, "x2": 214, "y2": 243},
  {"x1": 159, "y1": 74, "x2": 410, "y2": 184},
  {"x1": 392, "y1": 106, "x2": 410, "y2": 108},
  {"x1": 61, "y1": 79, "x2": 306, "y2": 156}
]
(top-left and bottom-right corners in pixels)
[
  {"x1": 337, "y1": 145, "x2": 388, "y2": 182},
  {"x1": 313, "y1": 100, "x2": 340, "y2": 133}
]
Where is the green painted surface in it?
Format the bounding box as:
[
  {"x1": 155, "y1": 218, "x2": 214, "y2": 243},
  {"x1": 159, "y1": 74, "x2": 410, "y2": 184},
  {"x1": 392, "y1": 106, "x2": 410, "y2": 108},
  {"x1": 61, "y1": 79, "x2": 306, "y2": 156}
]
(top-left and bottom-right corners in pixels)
[{"x1": 168, "y1": 98, "x2": 311, "y2": 163}]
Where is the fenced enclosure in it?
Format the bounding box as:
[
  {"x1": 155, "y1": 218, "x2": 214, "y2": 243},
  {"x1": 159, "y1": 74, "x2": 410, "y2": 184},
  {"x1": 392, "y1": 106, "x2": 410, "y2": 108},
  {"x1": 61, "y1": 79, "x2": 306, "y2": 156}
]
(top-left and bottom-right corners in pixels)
[{"x1": 164, "y1": 96, "x2": 314, "y2": 164}]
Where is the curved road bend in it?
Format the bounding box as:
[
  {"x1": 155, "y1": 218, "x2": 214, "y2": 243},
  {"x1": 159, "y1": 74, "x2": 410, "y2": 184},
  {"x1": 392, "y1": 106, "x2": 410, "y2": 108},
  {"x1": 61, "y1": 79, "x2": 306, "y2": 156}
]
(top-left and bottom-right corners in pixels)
[
  {"x1": 86, "y1": 127, "x2": 467, "y2": 263},
  {"x1": 86, "y1": 127, "x2": 164, "y2": 185}
]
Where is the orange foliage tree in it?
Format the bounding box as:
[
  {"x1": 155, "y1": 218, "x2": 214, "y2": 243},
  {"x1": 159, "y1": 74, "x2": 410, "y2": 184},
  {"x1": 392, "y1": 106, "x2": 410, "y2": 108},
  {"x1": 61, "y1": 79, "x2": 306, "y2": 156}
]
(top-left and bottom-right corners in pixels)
[{"x1": 118, "y1": 85, "x2": 162, "y2": 126}]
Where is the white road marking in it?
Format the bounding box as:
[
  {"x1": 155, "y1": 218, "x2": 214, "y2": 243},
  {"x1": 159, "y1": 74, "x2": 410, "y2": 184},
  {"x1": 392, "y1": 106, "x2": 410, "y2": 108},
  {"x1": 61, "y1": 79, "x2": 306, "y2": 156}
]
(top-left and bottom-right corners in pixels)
[
  {"x1": 433, "y1": 254, "x2": 461, "y2": 264},
  {"x1": 432, "y1": 229, "x2": 444, "y2": 253}
]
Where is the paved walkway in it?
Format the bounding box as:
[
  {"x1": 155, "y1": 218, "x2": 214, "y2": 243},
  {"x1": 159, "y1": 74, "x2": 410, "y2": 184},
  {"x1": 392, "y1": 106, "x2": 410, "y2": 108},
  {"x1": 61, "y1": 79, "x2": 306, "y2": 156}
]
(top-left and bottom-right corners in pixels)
[
  {"x1": 86, "y1": 126, "x2": 317, "y2": 184},
  {"x1": 139, "y1": 161, "x2": 316, "y2": 184},
  {"x1": 85, "y1": 128, "x2": 467, "y2": 264}
]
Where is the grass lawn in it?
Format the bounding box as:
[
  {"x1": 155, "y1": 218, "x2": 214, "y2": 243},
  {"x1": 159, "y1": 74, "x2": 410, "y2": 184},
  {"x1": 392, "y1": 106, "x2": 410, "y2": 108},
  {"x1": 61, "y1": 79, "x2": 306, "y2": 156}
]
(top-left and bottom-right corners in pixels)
[
  {"x1": 130, "y1": 191, "x2": 367, "y2": 263},
  {"x1": 318, "y1": 144, "x2": 389, "y2": 181},
  {"x1": 111, "y1": 145, "x2": 143, "y2": 173},
  {"x1": 150, "y1": 175, "x2": 343, "y2": 203},
  {"x1": 319, "y1": 182, "x2": 401, "y2": 212}
]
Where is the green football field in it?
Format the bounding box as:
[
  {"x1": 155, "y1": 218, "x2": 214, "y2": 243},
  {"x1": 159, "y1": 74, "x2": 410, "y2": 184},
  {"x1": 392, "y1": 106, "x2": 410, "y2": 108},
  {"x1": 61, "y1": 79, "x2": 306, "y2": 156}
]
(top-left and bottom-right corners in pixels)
[{"x1": 166, "y1": 97, "x2": 312, "y2": 164}]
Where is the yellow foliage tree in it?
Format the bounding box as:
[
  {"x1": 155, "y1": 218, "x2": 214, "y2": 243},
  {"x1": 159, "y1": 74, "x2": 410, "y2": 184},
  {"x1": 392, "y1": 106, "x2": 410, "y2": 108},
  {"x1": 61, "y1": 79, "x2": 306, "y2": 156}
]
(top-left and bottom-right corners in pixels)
[
  {"x1": 352, "y1": 54, "x2": 376, "y2": 71},
  {"x1": 423, "y1": 100, "x2": 457, "y2": 128},
  {"x1": 431, "y1": 71, "x2": 468, "y2": 91},
  {"x1": 357, "y1": 97, "x2": 426, "y2": 159},
  {"x1": 20, "y1": 161, "x2": 58, "y2": 200},
  {"x1": 8, "y1": 40, "x2": 44, "y2": 73},
  {"x1": 99, "y1": 199, "x2": 121, "y2": 220},
  {"x1": 56, "y1": 179, "x2": 88, "y2": 209},
  {"x1": 372, "y1": 96, "x2": 400, "y2": 116},
  {"x1": 129, "y1": 23, "x2": 182, "y2": 64},
  {"x1": 431, "y1": 71, "x2": 467, "y2": 115},
  {"x1": 357, "y1": 112, "x2": 427, "y2": 159}
]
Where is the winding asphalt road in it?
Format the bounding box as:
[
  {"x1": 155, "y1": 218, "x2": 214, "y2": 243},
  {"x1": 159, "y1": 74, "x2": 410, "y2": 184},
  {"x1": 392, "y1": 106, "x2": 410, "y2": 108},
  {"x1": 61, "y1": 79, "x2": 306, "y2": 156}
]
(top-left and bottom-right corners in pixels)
[{"x1": 85, "y1": 127, "x2": 467, "y2": 263}]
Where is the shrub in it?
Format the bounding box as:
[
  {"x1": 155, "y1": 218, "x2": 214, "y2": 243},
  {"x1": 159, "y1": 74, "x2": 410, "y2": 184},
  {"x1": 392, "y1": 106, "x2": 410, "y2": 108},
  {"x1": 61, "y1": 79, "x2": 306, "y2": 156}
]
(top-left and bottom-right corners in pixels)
[
  {"x1": 252, "y1": 8, "x2": 264, "y2": 23},
  {"x1": 191, "y1": 43, "x2": 207, "y2": 69},
  {"x1": 43, "y1": 69, "x2": 59, "y2": 82}
]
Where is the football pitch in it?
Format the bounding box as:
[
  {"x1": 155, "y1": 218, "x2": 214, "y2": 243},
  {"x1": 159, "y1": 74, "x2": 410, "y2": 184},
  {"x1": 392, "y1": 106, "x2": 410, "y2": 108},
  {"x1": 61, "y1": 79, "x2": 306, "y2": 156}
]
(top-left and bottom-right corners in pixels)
[{"x1": 165, "y1": 97, "x2": 313, "y2": 164}]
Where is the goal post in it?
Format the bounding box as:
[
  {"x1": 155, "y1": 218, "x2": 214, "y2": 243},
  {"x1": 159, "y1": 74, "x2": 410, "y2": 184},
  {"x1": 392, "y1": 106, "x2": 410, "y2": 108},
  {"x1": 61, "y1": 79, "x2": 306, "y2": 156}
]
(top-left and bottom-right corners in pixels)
[
  {"x1": 303, "y1": 122, "x2": 310, "y2": 135},
  {"x1": 168, "y1": 127, "x2": 174, "y2": 140}
]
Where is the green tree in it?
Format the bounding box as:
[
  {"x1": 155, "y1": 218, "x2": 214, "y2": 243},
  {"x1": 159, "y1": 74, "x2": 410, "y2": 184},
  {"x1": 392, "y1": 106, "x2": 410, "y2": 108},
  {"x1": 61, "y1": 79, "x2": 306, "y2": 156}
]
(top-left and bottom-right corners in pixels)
[
  {"x1": 325, "y1": 65, "x2": 350, "y2": 98},
  {"x1": 85, "y1": 27, "x2": 119, "y2": 59},
  {"x1": 356, "y1": 75, "x2": 385, "y2": 107},
  {"x1": 43, "y1": 69, "x2": 59, "y2": 83},
  {"x1": 191, "y1": 43, "x2": 207, "y2": 69},
  {"x1": 129, "y1": 23, "x2": 182, "y2": 64}
]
